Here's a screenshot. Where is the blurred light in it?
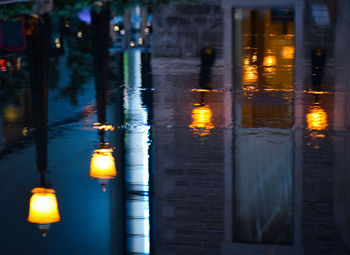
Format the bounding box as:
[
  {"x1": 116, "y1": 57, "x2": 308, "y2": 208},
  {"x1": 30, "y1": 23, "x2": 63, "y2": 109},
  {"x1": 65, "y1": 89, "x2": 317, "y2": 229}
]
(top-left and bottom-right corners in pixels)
[
  {"x1": 55, "y1": 38, "x2": 61, "y2": 48},
  {"x1": 281, "y1": 46, "x2": 294, "y2": 59},
  {"x1": 77, "y1": 31, "x2": 82, "y2": 38},
  {"x1": 28, "y1": 188, "x2": 60, "y2": 224},
  {"x1": 130, "y1": 41, "x2": 135, "y2": 47},
  {"x1": 65, "y1": 21, "x2": 69, "y2": 28},
  {"x1": 243, "y1": 65, "x2": 258, "y2": 84},
  {"x1": 77, "y1": 9, "x2": 91, "y2": 24},
  {"x1": 16, "y1": 57, "x2": 21, "y2": 70},
  {"x1": 3, "y1": 105, "x2": 23, "y2": 123},
  {"x1": 189, "y1": 104, "x2": 214, "y2": 136},
  {"x1": 251, "y1": 54, "x2": 257, "y2": 62},
  {"x1": 114, "y1": 25, "x2": 119, "y2": 32},
  {"x1": 307, "y1": 104, "x2": 328, "y2": 131},
  {"x1": 263, "y1": 55, "x2": 277, "y2": 67},
  {"x1": 138, "y1": 38, "x2": 143, "y2": 45},
  {"x1": 93, "y1": 123, "x2": 115, "y2": 131},
  {"x1": 0, "y1": 59, "x2": 6, "y2": 71},
  {"x1": 144, "y1": 27, "x2": 150, "y2": 34},
  {"x1": 90, "y1": 148, "x2": 117, "y2": 181},
  {"x1": 120, "y1": 29, "x2": 125, "y2": 35}
]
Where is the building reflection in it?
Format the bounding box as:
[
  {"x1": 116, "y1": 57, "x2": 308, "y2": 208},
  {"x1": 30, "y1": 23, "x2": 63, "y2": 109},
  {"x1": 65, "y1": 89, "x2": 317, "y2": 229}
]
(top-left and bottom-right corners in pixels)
[{"x1": 234, "y1": 7, "x2": 295, "y2": 245}]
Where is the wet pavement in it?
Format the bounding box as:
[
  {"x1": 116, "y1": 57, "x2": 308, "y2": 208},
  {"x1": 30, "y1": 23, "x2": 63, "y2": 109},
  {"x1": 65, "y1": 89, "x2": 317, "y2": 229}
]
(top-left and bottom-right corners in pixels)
[{"x1": 1, "y1": 0, "x2": 350, "y2": 254}]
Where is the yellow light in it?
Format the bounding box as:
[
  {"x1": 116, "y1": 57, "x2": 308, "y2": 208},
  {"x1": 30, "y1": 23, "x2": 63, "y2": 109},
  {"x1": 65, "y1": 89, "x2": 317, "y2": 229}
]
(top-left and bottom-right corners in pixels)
[
  {"x1": 189, "y1": 104, "x2": 214, "y2": 136},
  {"x1": 306, "y1": 104, "x2": 328, "y2": 131},
  {"x1": 130, "y1": 41, "x2": 135, "y2": 47},
  {"x1": 281, "y1": 46, "x2": 294, "y2": 59},
  {"x1": 90, "y1": 148, "x2": 117, "y2": 179},
  {"x1": 93, "y1": 123, "x2": 115, "y2": 131},
  {"x1": 55, "y1": 38, "x2": 61, "y2": 48},
  {"x1": 3, "y1": 105, "x2": 23, "y2": 123},
  {"x1": 28, "y1": 188, "x2": 60, "y2": 224},
  {"x1": 263, "y1": 55, "x2": 277, "y2": 67},
  {"x1": 243, "y1": 65, "x2": 258, "y2": 84},
  {"x1": 138, "y1": 38, "x2": 143, "y2": 45},
  {"x1": 113, "y1": 25, "x2": 119, "y2": 31},
  {"x1": 77, "y1": 31, "x2": 82, "y2": 38}
]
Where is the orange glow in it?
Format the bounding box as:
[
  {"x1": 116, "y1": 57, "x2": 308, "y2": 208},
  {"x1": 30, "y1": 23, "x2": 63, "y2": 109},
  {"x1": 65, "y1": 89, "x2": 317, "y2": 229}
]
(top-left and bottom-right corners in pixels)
[
  {"x1": 90, "y1": 148, "x2": 117, "y2": 179},
  {"x1": 306, "y1": 104, "x2": 328, "y2": 131},
  {"x1": 28, "y1": 188, "x2": 60, "y2": 224},
  {"x1": 189, "y1": 104, "x2": 214, "y2": 136},
  {"x1": 93, "y1": 123, "x2": 115, "y2": 131},
  {"x1": 243, "y1": 65, "x2": 258, "y2": 84},
  {"x1": 281, "y1": 46, "x2": 294, "y2": 59},
  {"x1": 191, "y1": 88, "x2": 220, "y2": 93},
  {"x1": 263, "y1": 55, "x2": 277, "y2": 67}
]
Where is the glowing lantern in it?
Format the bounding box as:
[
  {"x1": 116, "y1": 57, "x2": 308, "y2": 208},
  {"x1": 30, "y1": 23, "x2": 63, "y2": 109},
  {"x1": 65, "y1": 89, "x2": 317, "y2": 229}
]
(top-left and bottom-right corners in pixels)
[
  {"x1": 189, "y1": 104, "x2": 214, "y2": 136},
  {"x1": 28, "y1": 188, "x2": 60, "y2": 225},
  {"x1": 306, "y1": 104, "x2": 328, "y2": 131},
  {"x1": 263, "y1": 55, "x2": 277, "y2": 67},
  {"x1": 281, "y1": 46, "x2": 294, "y2": 59},
  {"x1": 90, "y1": 148, "x2": 117, "y2": 180}
]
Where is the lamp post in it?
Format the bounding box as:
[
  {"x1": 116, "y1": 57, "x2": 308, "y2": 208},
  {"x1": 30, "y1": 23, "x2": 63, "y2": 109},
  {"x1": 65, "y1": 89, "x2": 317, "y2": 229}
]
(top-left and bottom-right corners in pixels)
[{"x1": 26, "y1": 13, "x2": 60, "y2": 237}]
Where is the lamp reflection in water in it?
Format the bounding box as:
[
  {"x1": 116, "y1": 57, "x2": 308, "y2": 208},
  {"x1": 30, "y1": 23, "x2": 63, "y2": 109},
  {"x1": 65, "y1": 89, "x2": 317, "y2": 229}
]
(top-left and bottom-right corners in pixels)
[
  {"x1": 189, "y1": 102, "x2": 214, "y2": 136},
  {"x1": 26, "y1": 13, "x2": 60, "y2": 237},
  {"x1": 90, "y1": 3, "x2": 117, "y2": 191},
  {"x1": 306, "y1": 96, "x2": 328, "y2": 149},
  {"x1": 90, "y1": 124, "x2": 116, "y2": 191},
  {"x1": 306, "y1": 103, "x2": 328, "y2": 131},
  {"x1": 28, "y1": 188, "x2": 60, "y2": 236}
]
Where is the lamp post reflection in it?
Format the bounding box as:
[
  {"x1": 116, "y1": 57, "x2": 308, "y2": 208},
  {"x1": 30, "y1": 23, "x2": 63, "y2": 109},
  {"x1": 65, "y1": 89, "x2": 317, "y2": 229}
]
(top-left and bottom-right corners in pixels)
[
  {"x1": 26, "y1": 14, "x2": 60, "y2": 237},
  {"x1": 90, "y1": 3, "x2": 116, "y2": 191},
  {"x1": 189, "y1": 48, "x2": 216, "y2": 136},
  {"x1": 189, "y1": 93, "x2": 214, "y2": 137}
]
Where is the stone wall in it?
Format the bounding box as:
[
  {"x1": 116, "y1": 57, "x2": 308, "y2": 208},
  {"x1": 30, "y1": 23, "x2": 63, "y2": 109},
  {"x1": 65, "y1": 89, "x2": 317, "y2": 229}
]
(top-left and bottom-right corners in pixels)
[{"x1": 152, "y1": 2, "x2": 223, "y2": 58}]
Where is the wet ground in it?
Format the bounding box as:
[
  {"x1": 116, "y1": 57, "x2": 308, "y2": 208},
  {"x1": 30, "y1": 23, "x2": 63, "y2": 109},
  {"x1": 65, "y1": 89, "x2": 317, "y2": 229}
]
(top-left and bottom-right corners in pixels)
[{"x1": 1, "y1": 0, "x2": 350, "y2": 254}]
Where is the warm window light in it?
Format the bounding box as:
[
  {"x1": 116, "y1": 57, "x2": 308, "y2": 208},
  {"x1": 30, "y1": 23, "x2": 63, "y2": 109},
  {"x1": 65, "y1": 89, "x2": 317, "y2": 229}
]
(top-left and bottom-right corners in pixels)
[
  {"x1": 243, "y1": 65, "x2": 258, "y2": 84},
  {"x1": 28, "y1": 188, "x2": 60, "y2": 225},
  {"x1": 281, "y1": 46, "x2": 294, "y2": 59},
  {"x1": 90, "y1": 148, "x2": 117, "y2": 180},
  {"x1": 189, "y1": 104, "x2": 214, "y2": 136},
  {"x1": 306, "y1": 104, "x2": 328, "y2": 131},
  {"x1": 263, "y1": 55, "x2": 277, "y2": 67}
]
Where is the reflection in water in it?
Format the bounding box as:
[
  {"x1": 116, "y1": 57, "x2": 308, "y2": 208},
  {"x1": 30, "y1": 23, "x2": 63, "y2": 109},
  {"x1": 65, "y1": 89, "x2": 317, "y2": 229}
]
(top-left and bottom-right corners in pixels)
[
  {"x1": 90, "y1": 4, "x2": 117, "y2": 191},
  {"x1": 25, "y1": 13, "x2": 61, "y2": 237},
  {"x1": 234, "y1": 7, "x2": 295, "y2": 244},
  {"x1": 90, "y1": 148, "x2": 117, "y2": 181},
  {"x1": 124, "y1": 49, "x2": 151, "y2": 254},
  {"x1": 28, "y1": 187, "x2": 61, "y2": 236},
  {"x1": 189, "y1": 103, "x2": 214, "y2": 136},
  {"x1": 306, "y1": 103, "x2": 328, "y2": 131}
]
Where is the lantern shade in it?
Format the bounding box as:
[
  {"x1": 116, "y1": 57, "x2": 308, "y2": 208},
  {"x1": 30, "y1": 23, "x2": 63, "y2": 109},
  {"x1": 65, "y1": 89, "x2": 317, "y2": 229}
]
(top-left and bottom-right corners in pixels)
[
  {"x1": 28, "y1": 188, "x2": 60, "y2": 224},
  {"x1": 90, "y1": 148, "x2": 117, "y2": 179}
]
